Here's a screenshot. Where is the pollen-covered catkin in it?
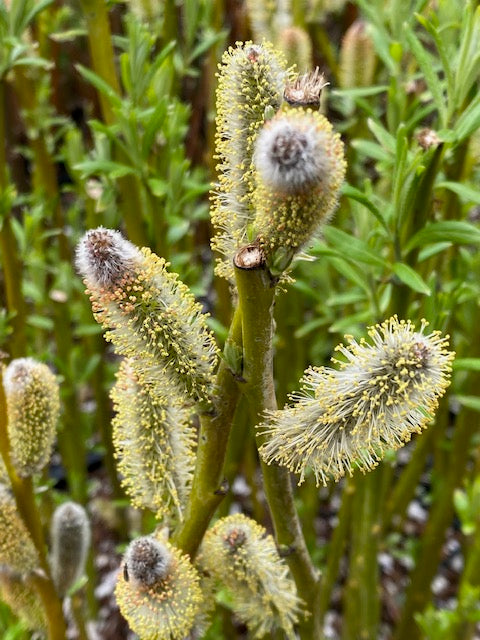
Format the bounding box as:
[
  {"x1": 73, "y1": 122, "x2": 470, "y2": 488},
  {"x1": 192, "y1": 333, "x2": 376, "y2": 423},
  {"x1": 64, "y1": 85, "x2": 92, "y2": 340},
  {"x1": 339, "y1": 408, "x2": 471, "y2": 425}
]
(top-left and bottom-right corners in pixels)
[
  {"x1": 339, "y1": 20, "x2": 376, "y2": 89},
  {"x1": 76, "y1": 228, "x2": 218, "y2": 404},
  {"x1": 199, "y1": 514, "x2": 302, "y2": 639},
  {"x1": 253, "y1": 107, "x2": 346, "y2": 272},
  {"x1": 115, "y1": 536, "x2": 204, "y2": 640},
  {"x1": 0, "y1": 568, "x2": 46, "y2": 631},
  {"x1": 0, "y1": 485, "x2": 39, "y2": 572},
  {"x1": 111, "y1": 359, "x2": 195, "y2": 521},
  {"x1": 3, "y1": 358, "x2": 60, "y2": 477},
  {"x1": 50, "y1": 501, "x2": 91, "y2": 597},
  {"x1": 211, "y1": 41, "x2": 291, "y2": 281},
  {"x1": 259, "y1": 317, "x2": 454, "y2": 485}
]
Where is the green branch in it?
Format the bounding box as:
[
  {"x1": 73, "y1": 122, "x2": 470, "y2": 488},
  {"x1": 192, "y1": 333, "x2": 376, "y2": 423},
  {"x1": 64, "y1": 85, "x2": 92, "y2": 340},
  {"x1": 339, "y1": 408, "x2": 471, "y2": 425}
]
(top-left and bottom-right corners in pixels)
[{"x1": 234, "y1": 245, "x2": 321, "y2": 639}]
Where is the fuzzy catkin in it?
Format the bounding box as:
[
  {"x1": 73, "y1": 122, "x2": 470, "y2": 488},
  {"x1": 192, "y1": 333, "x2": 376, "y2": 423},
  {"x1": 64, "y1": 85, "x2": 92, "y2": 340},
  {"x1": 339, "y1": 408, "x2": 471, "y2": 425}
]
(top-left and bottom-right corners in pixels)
[
  {"x1": 339, "y1": 20, "x2": 376, "y2": 89},
  {"x1": 0, "y1": 485, "x2": 39, "y2": 572},
  {"x1": 0, "y1": 568, "x2": 46, "y2": 631},
  {"x1": 199, "y1": 514, "x2": 302, "y2": 639},
  {"x1": 259, "y1": 317, "x2": 454, "y2": 485},
  {"x1": 116, "y1": 536, "x2": 204, "y2": 640},
  {"x1": 111, "y1": 359, "x2": 196, "y2": 521},
  {"x1": 253, "y1": 107, "x2": 346, "y2": 272},
  {"x1": 211, "y1": 41, "x2": 291, "y2": 282},
  {"x1": 50, "y1": 501, "x2": 91, "y2": 597},
  {"x1": 4, "y1": 358, "x2": 60, "y2": 477},
  {"x1": 76, "y1": 228, "x2": 218, "y2": 404}
]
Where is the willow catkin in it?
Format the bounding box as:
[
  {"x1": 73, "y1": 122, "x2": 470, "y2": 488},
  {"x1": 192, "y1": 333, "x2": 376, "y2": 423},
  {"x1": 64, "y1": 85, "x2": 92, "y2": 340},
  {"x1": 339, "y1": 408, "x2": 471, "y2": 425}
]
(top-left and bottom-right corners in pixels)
[
  {"x1": 111, "y1": 359, "x2": 196, "y2": 521},
  {"x1": 115, "y1": 536, "x2": 204, "y2": 640},
  {"x1": 259, "y1": 317, "x2": 454, "y2": 485},
  {"x1": 252, "y1": 106, "x2": 345, "y2": 272},
  {"x1": 199, "y1": 514, "x2": 302, "y2": 639},
  {"x1": 49, "y1": 501, "x2": 91, "y2": 597},
  {"x1": 4, "y1": 358, "x2": 59, "y2": 477},
  {"x1": 76, "y1": 227, "x2": 218, "y2": 404},
  {"x1": 210, "y1": 41, "x2": 291, "y2": 281},
  {"x1": 0, "y1": 485, "x2": 39, "y2": 572}
]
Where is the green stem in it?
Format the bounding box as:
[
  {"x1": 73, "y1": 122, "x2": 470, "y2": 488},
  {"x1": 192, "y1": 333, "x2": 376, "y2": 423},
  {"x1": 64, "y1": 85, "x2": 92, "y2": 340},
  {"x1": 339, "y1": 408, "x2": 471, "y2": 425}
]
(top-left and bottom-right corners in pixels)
[
  {"x1": 234, "y1": 245, "x2": 321, "y2": 639},
  {"x1": 173, "y1": 307, "x2": 242, "y2": 557},
  {"x1": 393, "y1": 403, "x2": 478, "y2": 640},
  {"x1": 318, "y1": 479, "x2": 355, "y2": 627},
  {"x1": 0, "y1": 80, "x2": 27, "y2": 358},
  {"x1": 343, "y1": 471, "x2": 381, "y2": 640}
]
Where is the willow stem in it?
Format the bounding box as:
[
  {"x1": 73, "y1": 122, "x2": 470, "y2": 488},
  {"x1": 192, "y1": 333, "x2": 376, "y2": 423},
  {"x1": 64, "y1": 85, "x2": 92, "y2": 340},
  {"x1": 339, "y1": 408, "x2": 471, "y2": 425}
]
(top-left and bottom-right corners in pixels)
[
  {"x1": 234, "y1": 245, "x2": 321, "y2": 639},
  {"x1": 173, "y1": 307, "x2": 242, "y2": 557}
]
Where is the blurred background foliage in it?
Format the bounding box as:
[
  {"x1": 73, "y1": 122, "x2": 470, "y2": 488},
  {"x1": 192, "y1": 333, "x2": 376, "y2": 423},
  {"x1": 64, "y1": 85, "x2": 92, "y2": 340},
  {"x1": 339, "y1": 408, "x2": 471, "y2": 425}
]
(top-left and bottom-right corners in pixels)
[{"x1": 1, "y1": 0, "x2": 480, "y2": 638}]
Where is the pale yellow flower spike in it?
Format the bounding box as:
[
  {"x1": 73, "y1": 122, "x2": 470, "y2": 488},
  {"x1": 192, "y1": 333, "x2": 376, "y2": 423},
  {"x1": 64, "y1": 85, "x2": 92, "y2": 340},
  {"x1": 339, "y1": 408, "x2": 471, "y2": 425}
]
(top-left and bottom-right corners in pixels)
[
  {"x1": 115, "y1": 536, "x2": 204, "y2": 640},
  {"x1": 4, "y1": 358, "x2": 60, "y2": 478},
  {"x1": 111, "y1": 359, "x2": 196, "y2": 522},
  {"x1": 200, "y1": 514, "x2": 302, "y2": 639},
  {"x1": 211, "y1": 41, "x2": 291, "y2": 282},
  {"x1": 76, "y1": 228, "x2": 219, "y2": 405},
  {"x1": 259, "y1": 316, "x2": 454, "y2": 485}
]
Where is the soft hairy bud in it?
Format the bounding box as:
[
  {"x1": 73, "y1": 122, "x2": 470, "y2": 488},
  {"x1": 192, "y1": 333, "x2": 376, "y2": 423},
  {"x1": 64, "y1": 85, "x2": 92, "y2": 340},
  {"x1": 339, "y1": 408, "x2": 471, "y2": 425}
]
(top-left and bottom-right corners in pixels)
[
  {"x1": 259, "y1": 317, "x2": 454, "y2": 485},
  {"x1": 76, "y1": 228, "x2": 218, "y2": 404},
  {"x1": 339, "y1": 20, "x2": 376, "y2": 89},
  {"x1": 0, "y1": 567, "x2": 46, "y2": 631},
  {"x1": 200, "y1": 514, "x2": 302, "y2": 639},
  {"x1": 0, "y1": 485, "x2": 39, "y2": 572},
  {"x1": 50, "y1": 501, "x2": 91, "y2": 597},
  {"x1": 4, "y1": 358, "x2": 59, "y2": 477},
  {"x1": 210, "y1": 41, "x2": 291, "y2": 282},
  {"x1": 253, "y1": 107, "x2": 345, "y2": 271},
  {"x1": 111, "y1": 360, "x2": 195, "y2": 521},
  {"x1": 116, "y1": 536, "x2": 204, "y2": 640},
  {"x1": 75, "y1": 227, "x2": 141, "y2": 289}
]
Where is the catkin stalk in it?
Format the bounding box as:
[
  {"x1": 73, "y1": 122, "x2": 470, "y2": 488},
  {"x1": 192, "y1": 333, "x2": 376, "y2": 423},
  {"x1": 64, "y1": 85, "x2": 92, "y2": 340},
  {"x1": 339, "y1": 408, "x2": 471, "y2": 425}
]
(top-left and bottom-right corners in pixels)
[{"x1": 234, "y1": 246, "x2": 321, "y2": 639}]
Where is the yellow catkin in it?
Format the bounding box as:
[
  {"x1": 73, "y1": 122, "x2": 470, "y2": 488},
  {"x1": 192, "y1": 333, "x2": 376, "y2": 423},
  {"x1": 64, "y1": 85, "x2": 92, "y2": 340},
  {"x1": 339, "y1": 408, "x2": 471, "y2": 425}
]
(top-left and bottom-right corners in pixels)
[
  {"x1": 0, "y1": 568, "x2": 46, "y2": 631},
  {"x1": 210, "y1": 41, "x2": 292, "y2": 282},
  {"x1": 277, "y1": 26, "x2": 312, "y2": 71},
  {"x1": 199, "y1": 514, "x2": 302, "y2": 639},
  {"x1": 111, "y1": 359, "x2": 196, "y2": 521},
  {"x1": 339, "y1": 20, "x2": 376, "y2": 89},
  {"x1": 76, "y1": 229, "x2": 218, "y2": 404},
  {"x1": 115, "y1": 536, "x2": 204, "y2": 640},
  {"x1": 253, "y1": 106, "x2": 346, "y2": 272},
  {"x1": 259, "y1": 317, "x2": 454, "y2": 485},
  {"x1": 4, "y1": 358, "x2": 60, "y2": 477},
  {"x1": 0, "y1": 485, "x2": 39, "y2": 572}
]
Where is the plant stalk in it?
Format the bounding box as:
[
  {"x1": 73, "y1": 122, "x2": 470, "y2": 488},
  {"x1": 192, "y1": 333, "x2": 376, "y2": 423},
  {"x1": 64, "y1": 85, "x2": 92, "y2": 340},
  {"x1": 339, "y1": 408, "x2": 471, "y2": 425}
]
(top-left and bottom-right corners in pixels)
[{"x1": 234, "y1": 245, "x2": 321, "y2": 639}]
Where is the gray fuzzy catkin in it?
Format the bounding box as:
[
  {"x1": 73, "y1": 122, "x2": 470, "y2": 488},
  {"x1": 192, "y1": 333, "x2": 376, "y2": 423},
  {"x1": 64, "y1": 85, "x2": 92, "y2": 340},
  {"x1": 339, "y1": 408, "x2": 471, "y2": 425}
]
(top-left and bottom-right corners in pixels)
[{"x1": 50, "y1": 501, "x2": 91, "y2": 597}]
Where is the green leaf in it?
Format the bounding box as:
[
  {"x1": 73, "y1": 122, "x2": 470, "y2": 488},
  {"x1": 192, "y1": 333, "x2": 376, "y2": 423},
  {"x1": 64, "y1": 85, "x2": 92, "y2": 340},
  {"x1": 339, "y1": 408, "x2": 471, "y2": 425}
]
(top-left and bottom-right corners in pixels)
[
  {"x1": 392, "y1": 262, "x2": 431, "y2": 295},
  {"x1": 27, "y1": 315, "x2": 54, "y2": 330},
  {"x1": 405, "y1": 221, "x2": 480, "y2": 252},
  {"x1": 323, "y1": 226, "x2": 389, "y2": 269},
  {"x1": 456, "y1": 395, "x2": 480, "y2": 412},
  {"x1": 453, "y1": 90, "x2": 480, "y2": 142},
  {"x1": 74, "y1": 159, "x2": 136, "y2": 179},
  {"x1": 404, "y1": 24, "x2": 446, "y2": 125},
  {"x1": 332, "y1": 85, "x2": 389, "y2": 98},
  {"x1": 75, "y1": 64, "x2": 122, "y2": 109},
  {"x1": 453, "y1": 358, "x2": 480, "y2": 371},
  {"x1": 342, "y1": 184, "x2": 389, "y2": 230},
  {"x1": 436, "y1": 181, "x2": 480, "y2": 205},
  {"x1": 367, "y1": 118, "x2": 396, "y2": 154}
]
